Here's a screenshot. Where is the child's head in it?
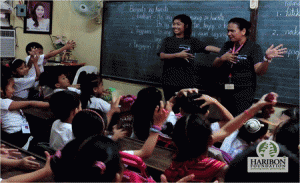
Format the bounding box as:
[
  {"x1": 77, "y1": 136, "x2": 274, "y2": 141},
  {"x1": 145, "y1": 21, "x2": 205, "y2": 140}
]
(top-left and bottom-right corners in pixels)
[
  {"x1": 273, "y1": 117, "x2": 299, "y2": 155},
  {"x1": 1, "y1": 64, "x2": 14, "y2": 98},
  {"x1": 72, "y1": 109, "x2": 107, "y2": 140},
  {"x1": 109, "y1": 111, "x2": 134, "y2": 137},
  {"x1": 172, "y1": 114, "x2": 212, "y2": 161},
  {"x1": 172, "y1": 14, "x2": 192, "y2": 38},
  {"x1": 48, "y1": 71, "x2": 71, "y2": 89},
  {"x1": 49, "y1": 90, "x2": 81, "y2": 122},
  {"x1": 176, "y1": 92, "x2": 209, "y2": 115},
  {"x1": 131, "y1": 87, "x2": 162, "y2": 141},
  {"x1": 51, "y1": 135, "x2": 122, "y2": 182},
  {"x1": 26, "y1": 42, "x2": 43, "y2": 55},
  {"x1": 238, "y1": 118, "x2": 269, "y2": 144},
  {"x1": 80, "y1": 73, "x2": 103, "y2": 109},
  {"x1": 9, "y1": 59, "x2": 28, "y2": 77}
]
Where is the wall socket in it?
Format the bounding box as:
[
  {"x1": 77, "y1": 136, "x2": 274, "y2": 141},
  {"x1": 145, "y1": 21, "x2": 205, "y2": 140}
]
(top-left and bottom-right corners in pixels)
[{"x1": 16, "y1": 4, "x2": 27, "y2": 17}]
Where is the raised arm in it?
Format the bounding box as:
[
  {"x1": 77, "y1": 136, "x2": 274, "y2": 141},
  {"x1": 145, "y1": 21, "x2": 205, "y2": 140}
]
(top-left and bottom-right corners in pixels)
[
  {"x1": 133, "y1": 101, "x2": 171, "y2": 159},
  {"x1": 8, "y1": 101, "x2": 49, "y2": 111},
  {"x1": 44, "y1": 40, "x2": 76, "y2": 60},
  {"x1": 195, "y1": 94, "x2": 234, "y2": 128},
  {"x1": 254, "y1": 44, "x2": 287, "y2": 76},
  {"x1": 205, "y1": 46, "x2": 221, "y2": 53},
  {"x1": 106, "y1": 96, "x2": 121, "y2": 128},
  {"x1": 211, "y1": 92, "x2": 278, "y2": 144}
]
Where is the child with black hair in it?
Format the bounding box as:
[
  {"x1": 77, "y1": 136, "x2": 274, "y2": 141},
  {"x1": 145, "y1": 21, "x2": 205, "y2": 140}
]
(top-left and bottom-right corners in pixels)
[
  {"x1": 9, "y1": 49, "x2": 41, "y2": 99},
  {"x1": 0, "y1": 64, "x2": 49, "y2": 147},
  {"x1": 80, "y1": 73, "x2": 110, "y2": 112},
  {"x1": 164, "y1": 92, "x2": 277, "y2": 182},
  {"x1": 273, "y1": 117, "x2": 299, "y2": 156},
  {"x1": 49, "y1": 90, "x2": 81, "y2": 151},
  {"x1": 24, "y1": 41, "x2": 76, "y2": 79},
  {"x1": 47, "y1": 71, "x2": 81, "y2": 95},
  {"x1": 72, "y1": 109, "x2": 127, "y2": 141},
  {"x1": 131, "y1": 87, "x2": 177, "y2": 141},
  {"x1": 79, "y1": 73, "x2": 123, "y2": 124}
]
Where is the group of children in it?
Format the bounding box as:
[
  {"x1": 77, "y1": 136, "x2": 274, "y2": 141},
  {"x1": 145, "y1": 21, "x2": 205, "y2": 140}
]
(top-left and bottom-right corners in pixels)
[{"x1": 1, "y1": 41, "x2": 299, "y2": 182}]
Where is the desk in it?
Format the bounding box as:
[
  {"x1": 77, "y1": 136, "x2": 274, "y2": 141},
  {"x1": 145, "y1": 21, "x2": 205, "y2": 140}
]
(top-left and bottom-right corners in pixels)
[
  {"x1": 44, "y1": 62, "x2": 85, "y2": 84},
  {"x1": 120, "y1": 137, "x2": 174, "y2": 172},
  {"x1": 1, "y1": 140, "x2": 55, "y2": 182},
  {"x1": 12, "y1": 97, "x2": 55, "y2": 143}
]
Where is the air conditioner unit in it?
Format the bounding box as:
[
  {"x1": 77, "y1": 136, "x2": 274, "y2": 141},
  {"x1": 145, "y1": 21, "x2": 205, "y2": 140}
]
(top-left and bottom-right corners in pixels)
[{"x1": 0, "y1": 29, "x2": 15, "y2": 58}]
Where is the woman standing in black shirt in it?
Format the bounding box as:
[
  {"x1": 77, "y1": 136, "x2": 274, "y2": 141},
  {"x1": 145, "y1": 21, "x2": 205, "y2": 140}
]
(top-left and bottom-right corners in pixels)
[
  {"x1": 213, "y1": 17, "x2": 287, "y2": 116},
  {"x1": 158, "y1": 14, "x2": 220, "y2": 101}
]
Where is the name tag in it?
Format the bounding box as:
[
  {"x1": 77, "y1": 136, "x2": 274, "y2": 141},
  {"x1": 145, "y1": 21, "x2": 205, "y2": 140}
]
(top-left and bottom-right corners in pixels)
[
  {"x1": 225, "y1": 84, "x2": 234, "y2": 90},
  {"x1": 22, "y1": 123, "x2": 31, "y2": 134}
]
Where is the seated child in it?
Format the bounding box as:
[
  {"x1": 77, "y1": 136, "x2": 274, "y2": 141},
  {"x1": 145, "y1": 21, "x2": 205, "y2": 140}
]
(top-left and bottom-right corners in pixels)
[
  {"x1": 164, "y1": 92, "x2": 277, "y2": 182},
  {"x1": 131, "y1": 87, "x2": 177, "y2": 141},
  {"x1": 72, "y1": 109, "x2": 127, "y2": 141},
  {"x1": 48, "y1": 71, "x2": 81, "y2": 95},
  {"x1": 1, "y1": 64, "x2": 49, "y2": 147},
  {"x1": 80, "y1": 73, "x2": 110, "y2": 112},
  {"x1": 24, "y1": 41, "x2": 76, "y2": 80},
  {"x1": 9, "y1": 50, "x2": 41, "y2": 98},
  {"x1": 49, "y1": 90, "x2": 81, "y2": 151}
]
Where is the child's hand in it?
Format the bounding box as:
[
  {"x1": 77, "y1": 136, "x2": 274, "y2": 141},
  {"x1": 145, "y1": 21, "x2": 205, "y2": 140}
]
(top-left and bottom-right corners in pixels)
[
  {"x1": 257, "y1": 92, "x2": 278, "y2": 107},
  {"x1": 153, "y1": 101, "x2": 171, "y2": 127},
  {"x1": 65, "y1": 40, "x2": 76, "y2": 50},
  {"x1": 111, "y1": 125, "x2": 127, "y2": 141},
  {"x1": 29, "y1": 48, "x2": 40, "y2": 63},
  {"x1": 177, "y1": 88, "x2": 199, "y2": 98},
  {"x1": 0, "y1": 148, "x2": 21, "y2": 159},
  {"x1": 43, "y1": 151, "x2": 52, "y2": 174},
  {"x1": 18, "y1": 156, "x2": 40, "y2": 170},
  {"x1": 71, "y1": 84, "x2": 80, "y2": 89},
  {"x1": 195, "y1": 94, "x2": 218, "y2": 108},
  {"x1": 110, "y1": 96, "x2": 121, "y2": 114}
]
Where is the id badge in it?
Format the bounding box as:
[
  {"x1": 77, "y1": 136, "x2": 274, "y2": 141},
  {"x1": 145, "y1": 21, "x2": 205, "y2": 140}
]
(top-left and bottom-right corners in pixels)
[
  {"x1": 22, "y1": 123, "x2": 31, "y2": 134},
  {"x1": 225, "y1": 84, "x2": 234, "y2": 90}
]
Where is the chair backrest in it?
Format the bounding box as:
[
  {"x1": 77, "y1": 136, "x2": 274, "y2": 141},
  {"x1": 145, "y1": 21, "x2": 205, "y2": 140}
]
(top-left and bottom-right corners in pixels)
[{"x1": 72, "y1": 66, "x2": 99, "y2": 85}]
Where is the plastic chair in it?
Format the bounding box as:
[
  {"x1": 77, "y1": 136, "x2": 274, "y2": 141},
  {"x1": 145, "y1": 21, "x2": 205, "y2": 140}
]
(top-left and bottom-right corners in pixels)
[{"x1": 72, "y1": 66, "x2": 99, "y2": 85}]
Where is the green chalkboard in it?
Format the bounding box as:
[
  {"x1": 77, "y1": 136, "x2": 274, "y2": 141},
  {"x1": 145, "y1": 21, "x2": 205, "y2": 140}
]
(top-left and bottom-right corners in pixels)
[
  {"x1": 255, "y1": 0, "x2": 299, "y2": 105},
  {"x1": 101, "y1": 1, "x2": 251, "y2": 86}
]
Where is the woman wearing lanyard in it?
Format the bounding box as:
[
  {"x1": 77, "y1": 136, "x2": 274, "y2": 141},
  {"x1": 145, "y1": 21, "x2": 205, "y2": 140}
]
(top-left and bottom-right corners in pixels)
[{"x1": 213, "y1": 17, "x2": 286, "y2": 116}]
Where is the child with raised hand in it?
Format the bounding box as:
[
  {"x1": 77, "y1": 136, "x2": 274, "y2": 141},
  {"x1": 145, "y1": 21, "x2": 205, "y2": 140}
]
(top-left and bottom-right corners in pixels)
[
  {"x1": 1, "y1": 64, "x2": 49, "y2": 147},
  {"x1": 164, "y1": 92, "x2": 277, "y2": 182},
  {"x1": 9, "y1": 49, "x2": 41, "y2": 99},
  {"x1": 25, "y1": 41, "x2": 76, "y2": 78}
]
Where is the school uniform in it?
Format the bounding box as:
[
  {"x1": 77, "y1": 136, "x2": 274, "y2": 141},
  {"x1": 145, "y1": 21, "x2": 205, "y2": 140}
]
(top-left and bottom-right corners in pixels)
[
  {"x1": 49, "y1": 119, "x2": 74, "y2": 151},
  {"x1": 0, "y1": 98, "x2": 31, "y2": 147},
  {"x1": 87, "y1": 96, "x2": 111, "y2": 114}
]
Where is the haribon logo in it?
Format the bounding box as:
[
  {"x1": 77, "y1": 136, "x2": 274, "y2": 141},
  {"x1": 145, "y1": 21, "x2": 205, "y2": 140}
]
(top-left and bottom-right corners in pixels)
[{"x1": 248, "y1": 140, "x2": 288, "y2": 172}]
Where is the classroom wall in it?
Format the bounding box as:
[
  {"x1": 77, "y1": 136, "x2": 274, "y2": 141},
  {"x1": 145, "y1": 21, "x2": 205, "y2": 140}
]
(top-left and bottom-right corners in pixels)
[{"x1": 11, "y1": 0, "x2": 287, "y2": 122}]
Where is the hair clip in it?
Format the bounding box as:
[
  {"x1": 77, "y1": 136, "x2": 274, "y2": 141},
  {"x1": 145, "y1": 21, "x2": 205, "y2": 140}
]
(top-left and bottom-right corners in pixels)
[{"x1": 95, "y1": 161, "x2": 106, "y2": 174}]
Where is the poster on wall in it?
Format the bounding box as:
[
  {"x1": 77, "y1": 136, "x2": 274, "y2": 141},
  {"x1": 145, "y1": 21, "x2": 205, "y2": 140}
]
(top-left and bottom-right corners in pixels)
[{"x1": 24, "y1": 0, "x2": 53, "y2": 34}]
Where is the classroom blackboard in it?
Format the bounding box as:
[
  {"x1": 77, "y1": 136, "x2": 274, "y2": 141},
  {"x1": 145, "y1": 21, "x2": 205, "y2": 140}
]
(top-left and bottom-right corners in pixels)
[
  {"x1": 101, "y1": 1, "x2": 251, "y2": 86},
  {"x1": 255, "y1": 0, "x2": 299, "y2": 105}
]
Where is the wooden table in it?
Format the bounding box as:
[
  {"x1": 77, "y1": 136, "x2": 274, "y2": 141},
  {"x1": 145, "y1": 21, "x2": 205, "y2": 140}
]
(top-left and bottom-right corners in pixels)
[{"x1": 1, "y1": 140, "x2": 54, "y2": 182}]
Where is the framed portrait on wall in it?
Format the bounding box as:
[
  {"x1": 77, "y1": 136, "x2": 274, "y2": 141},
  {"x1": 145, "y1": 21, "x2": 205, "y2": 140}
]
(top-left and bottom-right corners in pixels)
[{"x1": 24, "y1": 0, "x2": 53, "y2": 34}]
